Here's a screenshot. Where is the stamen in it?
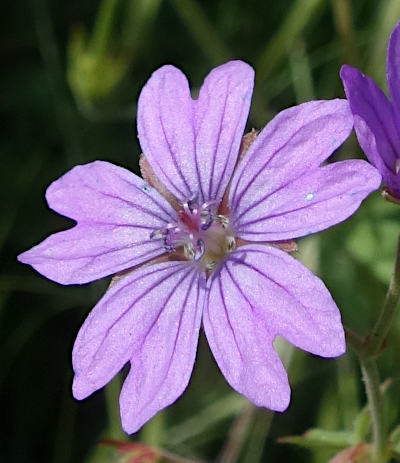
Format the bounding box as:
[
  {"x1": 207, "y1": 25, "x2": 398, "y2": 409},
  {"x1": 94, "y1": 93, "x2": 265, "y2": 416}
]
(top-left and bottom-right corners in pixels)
[
  {"x1": 227, "y1": 236, "x2": 236, "y2": 251},
  {"x1": 214, "y1": 215, "x2": 229, "y2": 228},
  {"x1": 150, "y1": 196, "x2": 235, "y2": 269},
  {"x1": 200, "y1": 209, "x2": 213, "y2": 230},
  {"x1": 183, "y1": 201, "x2": 192, "y2": 216},
  {"x1": 150, "y1": 229, "x2": 165, "y2": 240}
]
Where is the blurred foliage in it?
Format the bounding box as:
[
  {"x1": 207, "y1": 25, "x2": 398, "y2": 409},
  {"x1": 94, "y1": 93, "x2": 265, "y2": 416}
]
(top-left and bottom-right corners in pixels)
[{"x1": 1, "y1": 0, "x2": 400, "y2": 462}]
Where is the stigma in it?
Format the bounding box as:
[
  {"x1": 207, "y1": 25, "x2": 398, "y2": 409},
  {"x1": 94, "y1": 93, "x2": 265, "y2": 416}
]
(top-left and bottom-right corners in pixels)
[{"x1": 150, "y1": 197, "x2": 235, "y2": 270}]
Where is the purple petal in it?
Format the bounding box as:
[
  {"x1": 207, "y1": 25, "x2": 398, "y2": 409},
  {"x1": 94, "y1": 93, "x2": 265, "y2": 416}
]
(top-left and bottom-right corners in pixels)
[
  {"x1": 229, "y1": 99, "x2": 354, "y2": 214},
  {"x1": 226, "y1": 245, "x2": 346, "y2": 356},
  {"x1": 45, "y1": 160, "x2": 175, "y2": 223},
  {"x1": 340, "y1": 65, "x2": 400, "y2": 194},
  {"x1": 18, "y1": 225, "x2": 165, "y2": 285},
  {"x1": 203, "y1": 245, "x2": 344, "y2": 410},
  {"x1": 232, "y1": 159, "x2": 381, "y2": 241},
  {"x1": 388, "y1": 20, "x2": 400, "y2": 129},
  {"x1": 194, "y1": 61, "x2": 254, "y2": 202},
  {"x1": 18, "y1": 161, "x2": 175, "y2": 284},
  {"x1": 204, "y1": 253, "x2": 292, "y2": 411},
  {"x1": 72, "y1": 261, "x2": 206, "y2": 434},
  {"x1": 137, "y1": 65, "x2": 196, "y2": 202},
  {"x1": 137, "y1": 61, "x2": 254, "y2": 203}
]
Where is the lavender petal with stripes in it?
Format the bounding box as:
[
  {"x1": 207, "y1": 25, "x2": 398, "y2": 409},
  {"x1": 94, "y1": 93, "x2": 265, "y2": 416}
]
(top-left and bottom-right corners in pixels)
[
  {"x1": 341, "y1": 20, "x2": 400, "y2": 198},
  {"x1": 18, "y1": 60, "x2": 381, "y2": 434}
]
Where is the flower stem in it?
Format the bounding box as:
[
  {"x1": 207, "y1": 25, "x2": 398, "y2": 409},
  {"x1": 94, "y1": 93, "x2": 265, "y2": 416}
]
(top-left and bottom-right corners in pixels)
[
  {"x1": 360, "y1": 358, "x2": 386, "y2": 463},
  {"x1": 367, "y1": 233, "x2": 400, "y2": 357},
  {"x1": 346, "y1": 233, "x2": 400, "y2": 462}
]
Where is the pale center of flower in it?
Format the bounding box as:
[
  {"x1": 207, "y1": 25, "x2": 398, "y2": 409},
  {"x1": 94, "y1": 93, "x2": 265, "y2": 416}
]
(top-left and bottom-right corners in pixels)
[{"x1": 151, "y1": 198, "x2": 235, "y2": 270}]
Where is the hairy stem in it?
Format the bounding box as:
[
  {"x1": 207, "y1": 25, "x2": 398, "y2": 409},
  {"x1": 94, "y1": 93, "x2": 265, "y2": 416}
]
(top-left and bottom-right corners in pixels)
[
  {"x1": 346, "y1": 233, "x2": 400, "y2": 462},
  {"x1": 367, "y1": 233, "x2": 400, "y2": 357},
  {"x1": 360, "y1": 358, "x2": 386, "y2": 463}
]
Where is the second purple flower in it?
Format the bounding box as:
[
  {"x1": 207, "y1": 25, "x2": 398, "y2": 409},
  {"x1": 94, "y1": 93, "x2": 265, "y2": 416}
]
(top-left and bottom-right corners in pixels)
[{"x1": 341, "y1": 20, "x2": 400, "y2": 199}]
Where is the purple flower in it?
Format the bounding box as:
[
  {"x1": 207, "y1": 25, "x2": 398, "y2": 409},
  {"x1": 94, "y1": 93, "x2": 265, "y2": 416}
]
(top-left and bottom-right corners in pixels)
[
  {"x1": 18, "y1": 61, "x2": 380, "y2": 434},
  {"x1": 341, "y1": 20, "x2": 400, "y2": 198}
]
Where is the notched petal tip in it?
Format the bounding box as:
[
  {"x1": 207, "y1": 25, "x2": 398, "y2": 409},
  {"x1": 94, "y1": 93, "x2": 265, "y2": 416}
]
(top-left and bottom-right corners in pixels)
[
  {"x1": 18, "y1": 161, "x2": 175, "y2": 285},
  {"x1": 71, "y1": 262, "x2": 205, "y2": 433}
]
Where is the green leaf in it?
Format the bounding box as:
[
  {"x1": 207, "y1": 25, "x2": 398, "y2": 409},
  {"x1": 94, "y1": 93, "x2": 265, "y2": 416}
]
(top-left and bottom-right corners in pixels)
[
  {"x1": 256, "y1": 0, "x2": 326, "y2": 79},
  {"x1": 390, "y1": 425, "x2": 400, "y2": 453},
  {"x1": 353, "y1": 407, "x2": 371, "y2": 442},
  {"x1": 165, "y1": 393, "x2": 247, "y2": 446},
  {"x1": 278, "y1": 428, "x2": 356, "y2": 450}
]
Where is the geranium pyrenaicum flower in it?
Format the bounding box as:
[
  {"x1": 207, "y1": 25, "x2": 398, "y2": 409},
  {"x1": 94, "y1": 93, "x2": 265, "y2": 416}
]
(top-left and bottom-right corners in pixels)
[
  {"x1": 340, "y1": 20, "x2": 400, "y2": 199},
  {"x1": 18, "y1": 60, "x2": 381, "y2": 434}
]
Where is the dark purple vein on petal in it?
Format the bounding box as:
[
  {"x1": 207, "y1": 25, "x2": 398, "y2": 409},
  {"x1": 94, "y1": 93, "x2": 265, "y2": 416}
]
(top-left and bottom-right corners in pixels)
[
  {"x1": 135, "y1": 269, "x2": 200, "y2": 413},
  {"x1": 237, "y1": 184, "x2": 355, "y2": 229},
  {"x1": 78, "y1": 263, "x2": 189, "y2": 371},
  {"x1": 207, "y1": 79, "x2": 229, "y2": 201},
  {"x1": 140, "y1": 106, "x2": 188, "y2": 200},
  {"x1": 230, "y1": 101, "x2": 328, "y2": 210},
  {"x1": 217, "y1": 270, "x2": 245, "y2": 363},
  {"x1": 212, "y1": 80, "x2": 250, "y2": 202}
]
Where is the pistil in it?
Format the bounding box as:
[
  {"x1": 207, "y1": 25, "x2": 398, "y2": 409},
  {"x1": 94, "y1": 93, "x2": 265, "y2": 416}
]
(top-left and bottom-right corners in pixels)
[{"x1": 150, "y1": 198, "x2": 236, "y2": 270}]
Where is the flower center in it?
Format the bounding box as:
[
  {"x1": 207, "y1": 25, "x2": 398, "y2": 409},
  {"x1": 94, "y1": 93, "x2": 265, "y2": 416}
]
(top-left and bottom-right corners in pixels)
[{"x1": 150, "y1": 198, "x2": 235, "y2": 270}]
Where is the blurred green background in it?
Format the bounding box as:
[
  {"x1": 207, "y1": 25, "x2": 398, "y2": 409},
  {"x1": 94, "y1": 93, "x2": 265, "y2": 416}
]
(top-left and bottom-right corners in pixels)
[{"x1": 2, "y1": 0, "x2": 400, "y2": 462}]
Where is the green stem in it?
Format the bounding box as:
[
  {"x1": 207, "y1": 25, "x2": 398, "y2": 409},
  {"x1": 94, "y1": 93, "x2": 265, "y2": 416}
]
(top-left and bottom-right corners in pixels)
[
  {"x1": 367, "y1": 233, "x2": 400, "y2": 357},
  {"x1": 360, "y1": 358, "x2": 386, "y2": 463},
  {"x1": 346, "y1": 233, "x2": 400, "y2": 462}
]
